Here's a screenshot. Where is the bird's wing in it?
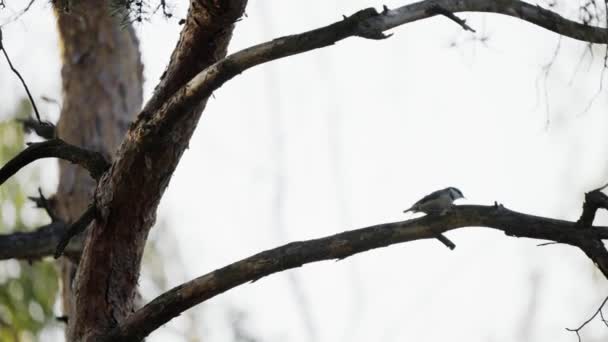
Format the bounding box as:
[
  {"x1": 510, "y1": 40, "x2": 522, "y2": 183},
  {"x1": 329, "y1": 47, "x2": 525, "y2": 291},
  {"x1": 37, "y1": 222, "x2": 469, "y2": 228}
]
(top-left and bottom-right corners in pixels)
[{"x1": 413, "y1": 188, "x2": 444, "y2": 206}]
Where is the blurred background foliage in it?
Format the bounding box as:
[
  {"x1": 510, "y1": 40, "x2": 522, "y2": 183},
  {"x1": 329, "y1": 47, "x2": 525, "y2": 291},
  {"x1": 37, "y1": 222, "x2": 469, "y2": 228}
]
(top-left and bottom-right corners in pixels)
[{"x1": 0, "y1": 99, "x2": 59, "y2": 341}]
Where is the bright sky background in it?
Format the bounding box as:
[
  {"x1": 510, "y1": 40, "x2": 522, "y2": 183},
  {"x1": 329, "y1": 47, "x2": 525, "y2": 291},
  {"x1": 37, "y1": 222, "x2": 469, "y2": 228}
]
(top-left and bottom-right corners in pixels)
[{"x1": 2, "y1": 1, "x2": 608, "y2": 341}]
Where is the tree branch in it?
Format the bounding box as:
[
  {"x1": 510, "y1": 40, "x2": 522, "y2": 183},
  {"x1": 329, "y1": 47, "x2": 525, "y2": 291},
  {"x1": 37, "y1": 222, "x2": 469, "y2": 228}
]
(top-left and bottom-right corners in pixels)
[
  {"x1": 567, "y1": 295, "x2": 608, "y2": 342},
  {"x1": 0, "y1": 222, "x2": 73, "y2": 260},
  {"x1": 108, "y1": 205, "x2": 608, "y2": 341},
  {"x1": 69, "y1": 2, "x2": 248, "y2": 339},
  {"x1": 0, "y1": 27, "x2": 45, "y2": 124},
  {"x1": 142, "y1": 0, "x2": 608, "y2": 138},
  {"x1": 17, "y1": 118, "x2": 55, "y2": 139},
  {"x1": 54, "y1": 204, "x2": 96, "y2": 258},
  {"x1": 0, "y1": 139, "x2": 110, "y2": 185}
]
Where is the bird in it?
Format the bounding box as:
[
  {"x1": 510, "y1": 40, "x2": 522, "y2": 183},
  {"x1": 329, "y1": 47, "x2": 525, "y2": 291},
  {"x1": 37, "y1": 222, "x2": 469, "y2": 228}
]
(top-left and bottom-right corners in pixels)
[
  {"x1": 403, "y1": 187, "x2": 465, "y2": 216},
  {"x1": 403, "y1": 187, "x2": 465, "y2": 250}
]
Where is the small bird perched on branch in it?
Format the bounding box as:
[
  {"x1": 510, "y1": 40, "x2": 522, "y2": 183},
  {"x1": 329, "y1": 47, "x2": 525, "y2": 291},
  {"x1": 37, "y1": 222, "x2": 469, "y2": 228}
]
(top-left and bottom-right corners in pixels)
[
  {"x1": 403, "y1": 187, "x2": 465, "y2": 215},
  {"x1": 403, "y1": 187, "x2": 465, "y2": 250}
]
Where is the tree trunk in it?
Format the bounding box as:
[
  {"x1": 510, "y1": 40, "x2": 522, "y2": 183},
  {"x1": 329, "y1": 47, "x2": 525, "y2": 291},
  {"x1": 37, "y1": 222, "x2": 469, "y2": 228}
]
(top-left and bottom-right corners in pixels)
[{"x1": 52, "y1": 1, "x2": 143, "y2": 338}]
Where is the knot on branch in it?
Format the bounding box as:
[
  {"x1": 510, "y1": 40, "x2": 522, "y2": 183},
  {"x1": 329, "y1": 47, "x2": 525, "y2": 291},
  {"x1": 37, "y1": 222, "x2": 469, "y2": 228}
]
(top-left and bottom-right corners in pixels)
[
  {"x1": 577, "y1": 189, "x2": 608, "y2": 227},
  {"x1": 344, "y1": 8, "x2": 392, "y2": 40},
  {"x1": 17, "y1": 118, "x2": 56, "y2": 139}
]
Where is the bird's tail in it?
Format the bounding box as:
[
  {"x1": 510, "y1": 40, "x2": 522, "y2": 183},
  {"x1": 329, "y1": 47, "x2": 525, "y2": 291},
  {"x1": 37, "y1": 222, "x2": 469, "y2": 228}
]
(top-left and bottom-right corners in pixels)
[{"x1": 403, "y1": 207, "x2": 415, "y2": 214}]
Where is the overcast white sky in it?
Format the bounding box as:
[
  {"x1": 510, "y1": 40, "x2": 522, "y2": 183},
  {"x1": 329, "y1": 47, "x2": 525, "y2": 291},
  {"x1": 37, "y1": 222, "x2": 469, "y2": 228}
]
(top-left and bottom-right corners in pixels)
[{"x1": 2, "y1": 1, "x2": 608, "y2": 341}]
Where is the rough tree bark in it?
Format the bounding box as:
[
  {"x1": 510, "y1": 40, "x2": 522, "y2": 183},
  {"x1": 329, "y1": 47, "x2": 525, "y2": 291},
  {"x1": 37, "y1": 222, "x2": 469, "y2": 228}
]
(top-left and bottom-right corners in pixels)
[
  {"x1": 67, "y1": 1, "x2": 247, "y2": 340},
  {"x1": 52, "y1": 0, "x2": 143, "y2": 335}
]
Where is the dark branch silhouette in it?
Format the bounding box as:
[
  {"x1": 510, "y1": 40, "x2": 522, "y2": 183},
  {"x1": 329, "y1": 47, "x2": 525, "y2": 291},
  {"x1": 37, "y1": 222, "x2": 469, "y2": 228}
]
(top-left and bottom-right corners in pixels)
[
  {"x1": 17, "y1": 117, "x2": 56, "y2": 139},
  {"x1": 0, "y1": 139, "x2": 110, "y2": 186},
  {"x1": 54, "y1": 205, "x2": 96, "y2": 258},
  {"x1": 142, "y1": 0, "x2": 608, "y2": 139},
  {"x1": 29, "y1": 188, "x2": 60, "y2": 222},
  {"x1": 108, "y1": 204, "x2": 608, "y2": 341},
  {"x1": 0, "y1": 27, "x2": 46, "y2": 125},
  {"x1": 0, "y1": 222, "x2": 69, "y2": 260},
  {"x1": 567, "y1": 295, "x2": 608, "y2": 342}
]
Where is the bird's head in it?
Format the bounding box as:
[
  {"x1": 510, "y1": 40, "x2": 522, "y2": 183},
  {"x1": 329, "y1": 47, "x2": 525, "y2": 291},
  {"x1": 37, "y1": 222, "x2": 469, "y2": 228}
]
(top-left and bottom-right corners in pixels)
[{"x1": 447, "y1": 187, "x2": 465, "y2": 200}]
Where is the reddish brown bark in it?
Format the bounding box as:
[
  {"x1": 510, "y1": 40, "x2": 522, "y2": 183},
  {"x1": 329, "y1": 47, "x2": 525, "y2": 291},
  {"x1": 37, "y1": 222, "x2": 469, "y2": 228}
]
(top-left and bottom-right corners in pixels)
[
  {"x1": 67, "y1": 1, "x2": 247, "y2": 340},
  {"x1": 52, "y1": 1, "x2": 142, "y2": 338}
]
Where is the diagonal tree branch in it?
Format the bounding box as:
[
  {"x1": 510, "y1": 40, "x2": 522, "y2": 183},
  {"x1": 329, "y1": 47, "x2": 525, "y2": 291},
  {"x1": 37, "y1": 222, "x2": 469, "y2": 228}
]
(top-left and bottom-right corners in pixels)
[
  {"x1": 0, "y1": 27, "x2": 45, "y2": 124},
  {"x1": 68, "y1": 2, "x2": 249, "y2": 340},
  {"x1": 140, "y1": 0, "x2": 608, "y2": 138},
  {"x1": 0, "y1": 139, "x2": 110, "y2": 185},
  {"x1": 108, "y1": 205, "x2": 608, "y2": 341},
  {"x1": 54, "y1": 204, "x2": 96, "y2": 258}
]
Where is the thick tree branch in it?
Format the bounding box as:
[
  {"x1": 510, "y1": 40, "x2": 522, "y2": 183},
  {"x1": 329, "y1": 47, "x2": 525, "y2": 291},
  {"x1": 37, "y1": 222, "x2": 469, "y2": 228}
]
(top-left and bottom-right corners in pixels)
[
  {"x1": 70, "y1": 2, "x2": 248, "y2": 340},
  {"x1": 141, "y1": 0, "x2": 608, "y2": 138},
  {"x1": 0, "y1": 222, "x2": 76, "y2": 260},
  {"x1": 109, "y1": 205, "x2": 608, "y2": 341},
  {"x1": 0, "y1": 139, "x2": 110, "y2": 185}
]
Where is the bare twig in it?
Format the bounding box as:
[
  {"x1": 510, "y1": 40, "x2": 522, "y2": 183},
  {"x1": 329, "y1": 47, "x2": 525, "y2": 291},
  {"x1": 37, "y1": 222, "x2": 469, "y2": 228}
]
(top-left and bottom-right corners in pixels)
[
  {"x1": 28, "y1": 188, "x2": 59, "y2": 222},
  {"x1": 108, "y1": 205, "x2": 608, "y2": 341},
  {"x1": 0, "y1": 139, "x2": 110, "y2": 186},
  {"x1": 536, "y1": 242, "x2": 559, "y2": 246},
  {"x1": 428, "y1": 4, "x2": 476, "y2": 32},
  {"x1": 17, "y1": 117, "x2": 55, "y2": 139},
  {"x1": 436, "y1": 233, "x2": 456, "y2": 249},
  {"x1": 566, "y1": 296, "x2": 608, "y2": 342},
  {"x1": 577, "y1": 189, "x2": 608, "y2": 227},
  {"x1": 56, "y1": 316, "x2": 69, "y2": 324},
  {"x1": 592, "y1": 181, "x2": 608, "y2": 193},
  {"x1": 0, "y1": 27, "x2": 43, "y2": 124},
  {"x1": 54, "y1": 204, "x2": 96, "y2": 258}
]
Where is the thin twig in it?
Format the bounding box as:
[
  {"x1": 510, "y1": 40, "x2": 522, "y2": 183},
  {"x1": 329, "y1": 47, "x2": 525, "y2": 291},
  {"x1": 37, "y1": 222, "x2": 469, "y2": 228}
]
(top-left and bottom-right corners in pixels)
[
  {"x1": 0, "y1": 27, "x2": 43, "y2": 123},
  {"x1": 28, "y1": 188, "x2": 59, "y2": 222},
  {"x1": 17, "y1": 118, "x2": 55, "y2": 139},
  {"x1": 428, "y1": 5, "x2": 476, "y2": 32},
  {"x1": 566, "y1": 295, "x2": 608, "y2": 341},
  {"x1": 593, "y1": 181, "x2": 608, "y2": 193},
  {"x1": 54, "y1": 204, "x2": 96, "y2": 258},
  {"x1": 436, "y1": 233, "x2": 456, "y2": 249},
  {"x1": 536, "y1": 242, "x2": 559, "y2": 246}
]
